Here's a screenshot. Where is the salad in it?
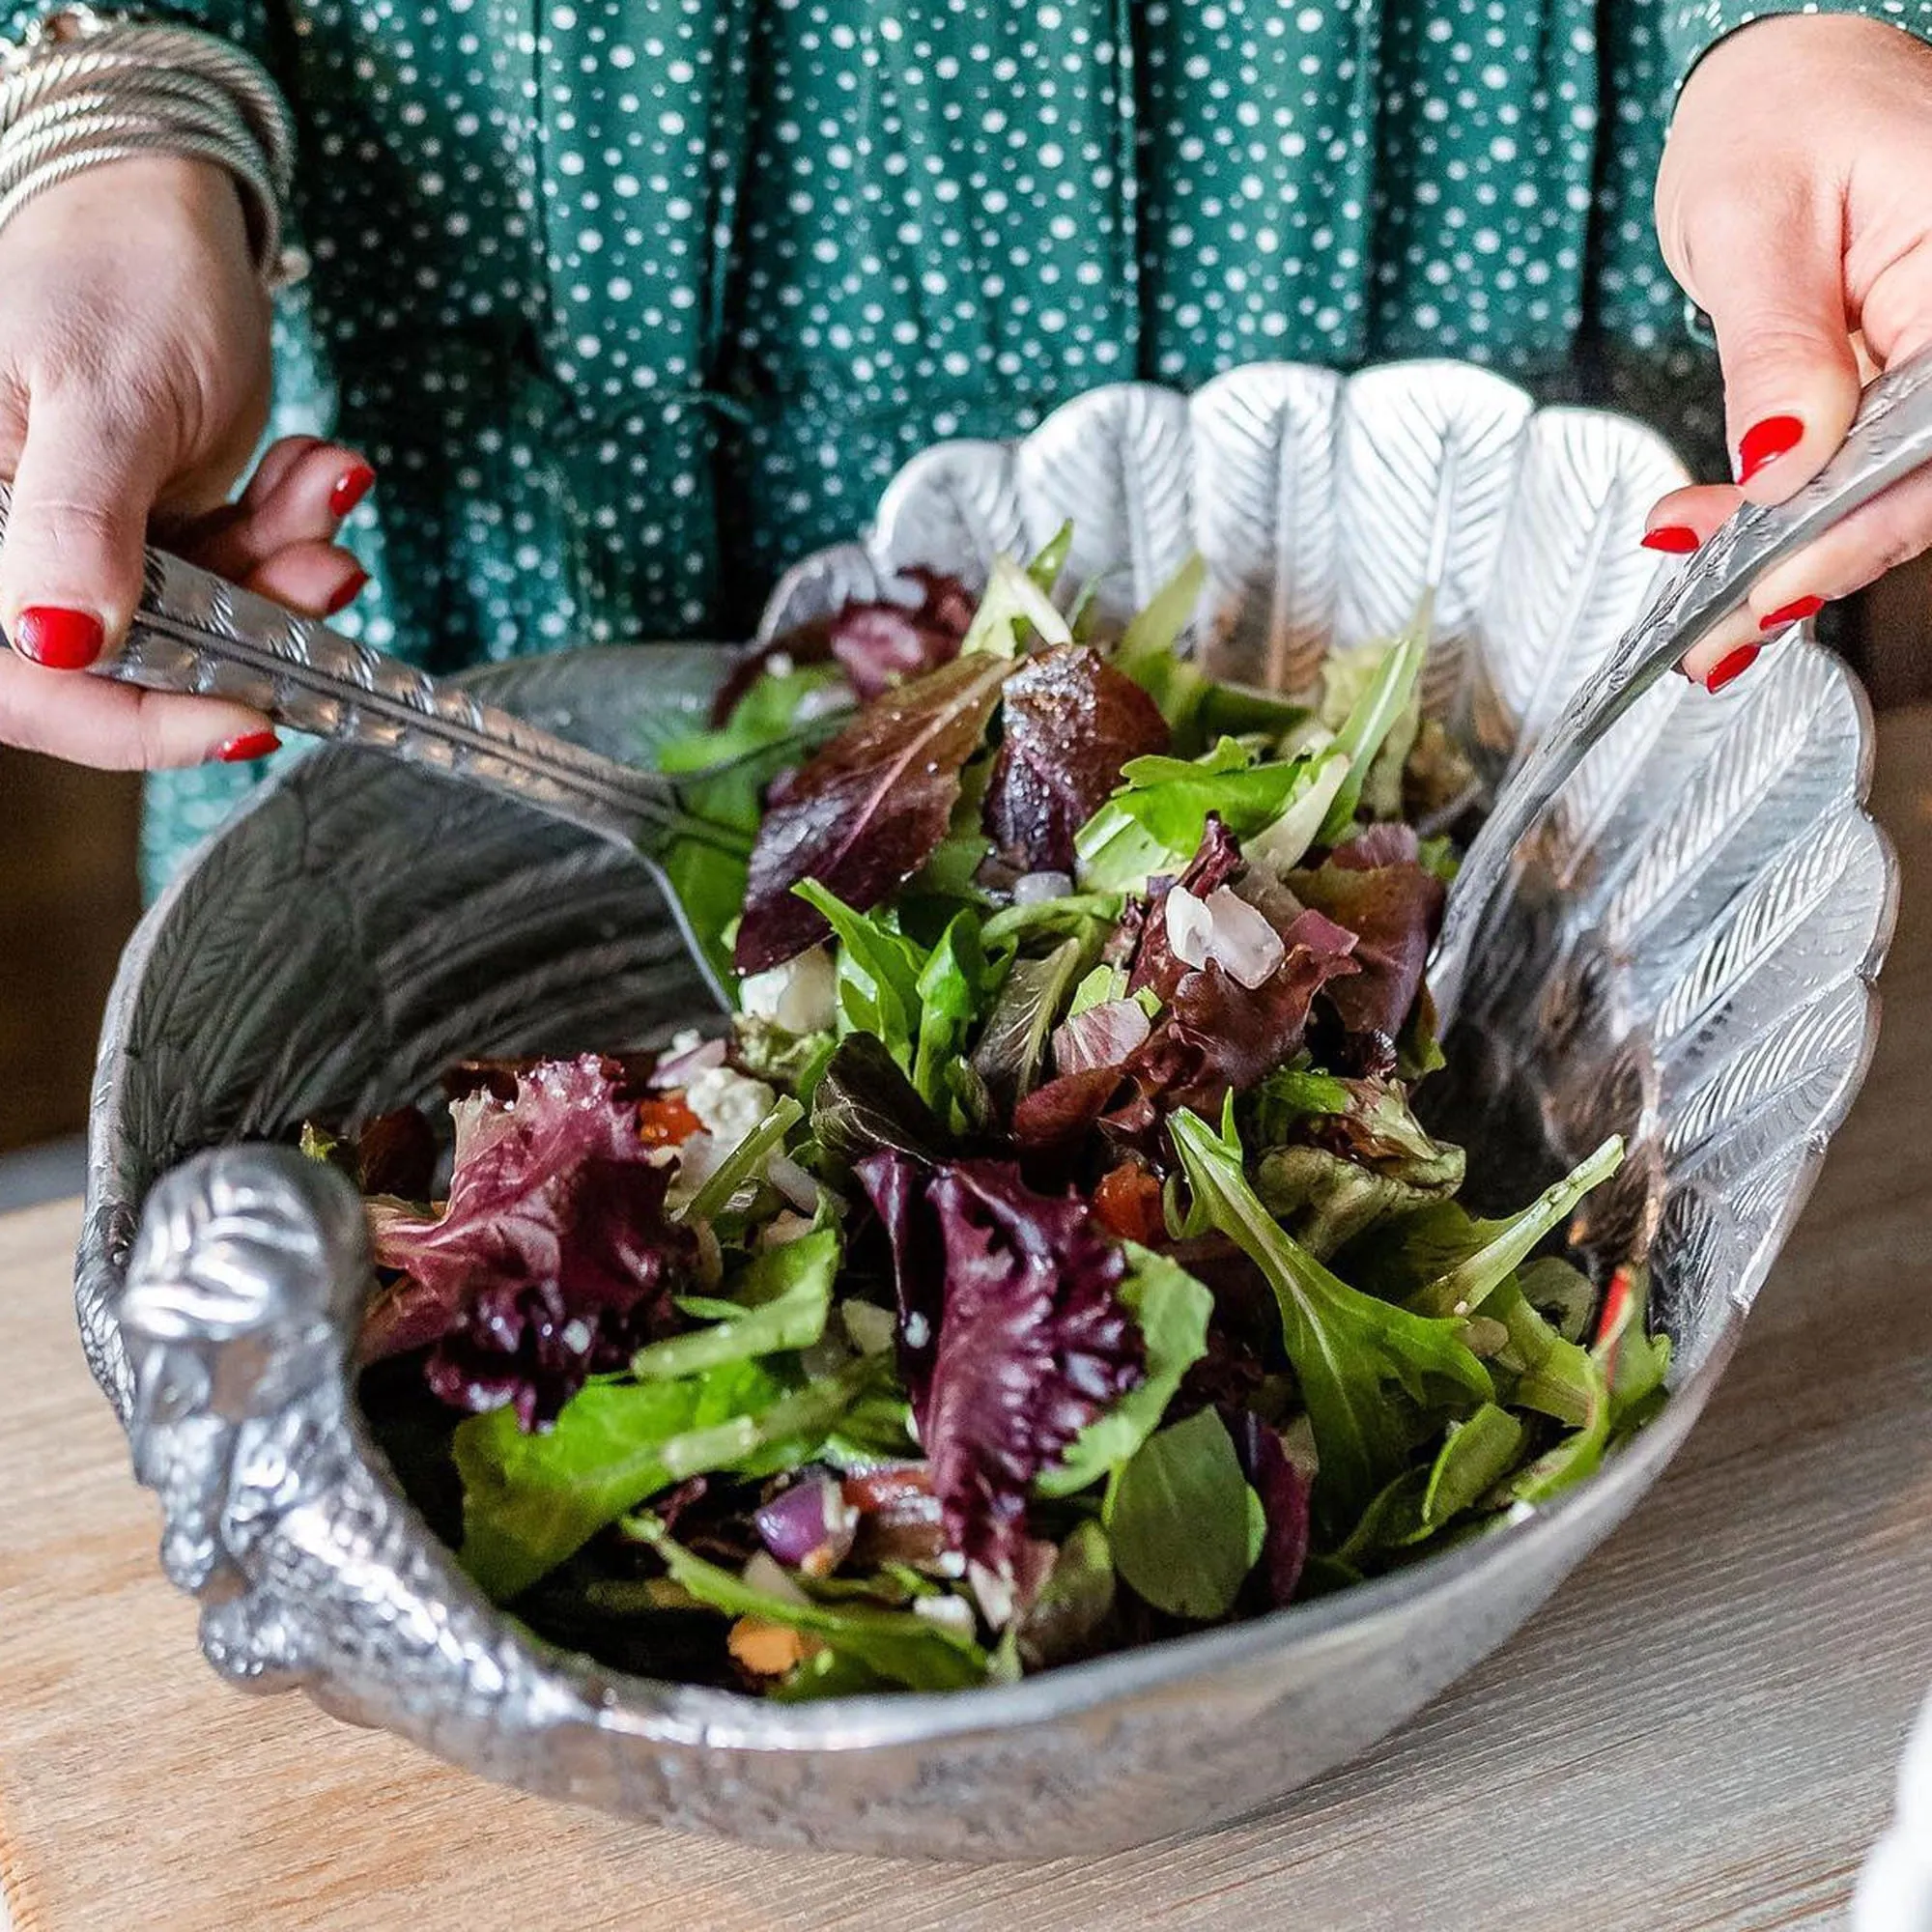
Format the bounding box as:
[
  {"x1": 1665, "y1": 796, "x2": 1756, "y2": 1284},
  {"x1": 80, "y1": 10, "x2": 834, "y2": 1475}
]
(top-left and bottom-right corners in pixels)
[{"x1": 335, "y1": 535, "x2": 1668, "y2": 1699}]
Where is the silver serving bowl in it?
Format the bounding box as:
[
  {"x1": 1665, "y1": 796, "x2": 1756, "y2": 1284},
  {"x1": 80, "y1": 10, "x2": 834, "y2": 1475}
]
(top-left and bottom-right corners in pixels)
[{"x1": 79, "y1": 361, "x2": 1896, "y2": 1861}]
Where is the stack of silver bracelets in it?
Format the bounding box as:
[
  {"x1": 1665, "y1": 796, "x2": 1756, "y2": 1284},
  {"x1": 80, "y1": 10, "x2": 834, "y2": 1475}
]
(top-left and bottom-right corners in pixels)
[{"x1": 0, "y1": 4, "x2": 298, "y2": 287}]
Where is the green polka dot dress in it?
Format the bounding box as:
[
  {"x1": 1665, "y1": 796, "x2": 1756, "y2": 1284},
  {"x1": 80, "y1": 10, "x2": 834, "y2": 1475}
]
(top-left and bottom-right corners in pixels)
[{"x1": 10, "y1": 0, "x2": 1929, "y2": 890}]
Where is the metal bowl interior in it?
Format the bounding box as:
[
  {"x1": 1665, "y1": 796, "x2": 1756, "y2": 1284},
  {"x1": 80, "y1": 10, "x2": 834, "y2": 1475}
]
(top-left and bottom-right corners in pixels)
[{"x1": 79, "y1": 361, "x2": 1896, "y2": 1861}]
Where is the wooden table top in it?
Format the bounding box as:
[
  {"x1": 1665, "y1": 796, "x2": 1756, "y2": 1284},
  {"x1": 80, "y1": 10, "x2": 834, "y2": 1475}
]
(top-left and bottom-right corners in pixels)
[{"x1": 5, "y1": 711, "x2": 1932, "y2": 1932}]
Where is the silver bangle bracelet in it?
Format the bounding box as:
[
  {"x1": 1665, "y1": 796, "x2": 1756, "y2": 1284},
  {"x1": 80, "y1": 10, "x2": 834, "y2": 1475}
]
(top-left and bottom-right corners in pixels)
[{"x1": 0, "y1": 8, "x2": 301, "y2": 288}]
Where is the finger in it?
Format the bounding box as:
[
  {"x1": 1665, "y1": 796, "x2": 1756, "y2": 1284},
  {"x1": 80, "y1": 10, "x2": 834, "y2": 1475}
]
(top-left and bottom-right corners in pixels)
[
  {"x1": 241, "y1": 540, "x2": 368, "y2": 617},
  {"x1": 0, "y1": 650, "x2": 275, "y2": 769},
  {"x1": 165, "y1": 440, "x2": 374, "y2": 583},
  {"x1": 1677, "y1": 604, "x2": 1770, "y2": 689},
  {"x1": 1682, "y1": 175, "x2": 1862, "y2": 504},
  {"x1": 1642, "y1": 484, "x2": 1744, "y2": 553},
  {"x1": 0, "y1": 384, "x2": 169, "y2": 664},
  {"x1": 1739, "y1": 465, "x2": 1932, "y2": 632}
]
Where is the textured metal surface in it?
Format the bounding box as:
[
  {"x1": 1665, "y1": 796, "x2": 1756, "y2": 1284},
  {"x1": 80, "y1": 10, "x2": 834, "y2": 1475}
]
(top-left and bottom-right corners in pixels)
[
  {"x1": 83, "y1": 361, "x2": 1895, "y2": 1860},
  {"x1": 1432, "y1": 345, "x2": 1932, "y2": 1026},
  {"x1": 0, "y1": 482, "x2": 740, "y2": 1004}
]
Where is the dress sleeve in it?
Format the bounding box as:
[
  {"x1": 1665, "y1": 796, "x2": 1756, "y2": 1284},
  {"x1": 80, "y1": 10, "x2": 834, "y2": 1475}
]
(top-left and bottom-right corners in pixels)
[{"x1": 1663, "y1": 0, "x2": 1932, "y2": 91}]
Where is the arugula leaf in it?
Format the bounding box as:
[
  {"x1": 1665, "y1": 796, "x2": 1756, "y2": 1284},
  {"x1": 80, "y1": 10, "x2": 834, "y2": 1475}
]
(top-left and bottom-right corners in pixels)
[
  {"x1": 959, "y1": 553, "x2": 1073, "y2": 659},
  {"x1": 1105, "y1": 1406, "x2": 1259, "y2": 1620},
  {"x1": 1404, "y1": 1137, "x2": 1623, "y2": 1318},
  {"x1": 630, "y1": 1226, "x2": 839, "y2": 1378},
  {"x1": 1316, "y1": 590, "x2": 1434, "y2": 844},
  {"x1": 969, "y1": 935, "x2": 1090, "y2": 1113},
  {"x1": 1037, "y1": 1243, "x2": 1214, "y2": 1497},
  {"x1": 791, "y1": 879, "x2": 924, "y2": 1063},
  {"x1": 912, "y1": 910, "x2": 996, "y2": 1118},
  {"x1": 454, "y1": 1356, "x2": 867, "y2": 1601},
  {"x1": 1423, "y1": 1403, "x2": 1527, "y2": 1523},
  {"x1": 636, "y1": 1521, "x2": 990, "y2": 1690},
  {"x1": 679, "y1": 1094, "x2": 805, "y2": 1225},
  {"x1": 1169, "y1": 1105, "x2": 1492, "y2": 1531},
  {"x1": 1112, "y1": 553, "x2": 1208, "y2": 740},
  {"x1": 1074, "y1": 738, "x2": 1331, "y2": 894}
]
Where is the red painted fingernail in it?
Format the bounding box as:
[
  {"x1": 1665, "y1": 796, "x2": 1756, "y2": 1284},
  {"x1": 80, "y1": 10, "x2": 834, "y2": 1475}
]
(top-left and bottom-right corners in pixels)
[
  {"x1": 13, "y1": 606, "x2": 103, "y2": 669},
  {"x1": 329, "y1": 464, "x2": 376, "y2": 520},
  {"x1": 325, "y1": 568, "x2": 369, "y2": 616},
  {"x1": 1759, "y1": 595, "x2": 1825, "y2": 632},
  {"x1": 1641, "y1": 526, "x2": 1702, "y2": 554},
  {"x1": 1705, "y1": 645, "x2": 1761, "y2": 694},
  {"x1": 1736, "y1": 415, "x2": 1804, "y2": 484},
  {"x1": 213, "y1": 729, "x2": 281, "y2": 763}
]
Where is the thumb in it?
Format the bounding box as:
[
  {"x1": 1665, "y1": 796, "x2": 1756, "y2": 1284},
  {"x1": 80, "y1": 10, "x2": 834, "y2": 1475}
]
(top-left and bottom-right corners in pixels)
[
  {"x1": 1687, "y1": 182, "x2": 1862, "y2": 504},
  {"x1": 0, "y1": 383, "x2": 167, "y2": 669}
]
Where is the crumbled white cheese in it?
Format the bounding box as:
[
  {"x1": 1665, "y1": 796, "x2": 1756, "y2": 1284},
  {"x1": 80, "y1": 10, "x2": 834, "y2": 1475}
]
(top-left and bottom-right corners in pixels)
[
  {"x1": 738, "y1": 946, "x2": 838, "y2": 1036},
  {"x1": 685, "y1": 1065, "x2": 780, "y2": 1149},
  {"x1": 913, "y1": 1593, "x2": 980, "y2": 1635}
]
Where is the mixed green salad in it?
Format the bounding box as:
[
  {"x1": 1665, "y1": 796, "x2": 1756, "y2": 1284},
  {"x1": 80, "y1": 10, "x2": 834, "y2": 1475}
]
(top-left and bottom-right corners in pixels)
[{"x1": 336, "y1": 537, "x2": 1668, "y2": 1698}]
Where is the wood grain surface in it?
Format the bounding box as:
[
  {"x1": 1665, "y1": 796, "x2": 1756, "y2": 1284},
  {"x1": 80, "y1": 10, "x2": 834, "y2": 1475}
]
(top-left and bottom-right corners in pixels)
[{"x1": 3, "y1": 712, "x2": 1930, "y2": 1932}]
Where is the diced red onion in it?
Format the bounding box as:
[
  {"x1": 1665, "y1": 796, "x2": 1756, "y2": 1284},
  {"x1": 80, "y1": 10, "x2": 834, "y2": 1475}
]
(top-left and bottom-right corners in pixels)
[
  {"x1": 1052, "y1": 997, "x2": 1151, "y2": 1076},
  {"x1": 648, "y1": 1032, "x2": 727, "y2": 1089},
  {"x1": 1164, "y1": 884, "x2": 1286, "y2": 989},
  {"x1": 753, "y1": 1474, "x2": 858, "y2": 1577}
]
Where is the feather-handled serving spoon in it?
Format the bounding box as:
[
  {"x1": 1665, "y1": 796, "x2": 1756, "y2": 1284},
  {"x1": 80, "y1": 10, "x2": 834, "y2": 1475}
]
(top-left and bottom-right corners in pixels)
[
  {"x1": 1428, "y1": 345, "x2": 1932, "y2": 1031},
  {"x1": 0, "y1": 486, "x2": 772, "y2": 1011}
]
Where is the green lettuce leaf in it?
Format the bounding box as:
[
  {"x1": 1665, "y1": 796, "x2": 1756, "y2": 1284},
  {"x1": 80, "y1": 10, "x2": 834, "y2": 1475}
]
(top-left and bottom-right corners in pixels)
[
  {"x1": 1073, "y1": 738, "x2": 1331, "y2": 894},
  {"x1": 454, "y1": 1357, "x2": 869, "y2": 1602},
  {"x1": 1037, "y1": 1243, "x2": 1214, "y2": 1497},
  {"x1": 630, "y1": 1226, "x2": 839, "y2": 1379},
  {"x1": 635, "y1": 1521, "x2": 990, "y2": 1690},
  {"x1": 1316, "y1": 591, "x2": 1433, "y2": 844},
  {"x1": 1169, "y1": 1104, "x2": 1492, "y2": 1531},
  {"x1": 1104, "y1": 1406, "x2": 1260, "y2": 1621}
]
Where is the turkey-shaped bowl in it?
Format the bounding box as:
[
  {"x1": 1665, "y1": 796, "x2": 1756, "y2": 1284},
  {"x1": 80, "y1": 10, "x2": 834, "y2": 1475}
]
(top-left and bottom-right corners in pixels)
[{"x1": 82, "y1": 360, "x2": 1895, "y2": 1861}]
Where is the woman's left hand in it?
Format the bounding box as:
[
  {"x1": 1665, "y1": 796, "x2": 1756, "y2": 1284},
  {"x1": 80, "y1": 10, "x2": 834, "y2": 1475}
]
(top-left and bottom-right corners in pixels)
[{"x1": 1650, "y1": 14, "x2": 1932, "y2": 689}]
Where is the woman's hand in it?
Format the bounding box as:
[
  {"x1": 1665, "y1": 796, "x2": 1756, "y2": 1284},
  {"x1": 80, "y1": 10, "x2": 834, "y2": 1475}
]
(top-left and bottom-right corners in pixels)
[
  {"x1": 0, "y1": 155, "x2": 371, "y2": 766},
  {"x1": 1651, "y1": 14, "x2": 1932, "y2": 689}
]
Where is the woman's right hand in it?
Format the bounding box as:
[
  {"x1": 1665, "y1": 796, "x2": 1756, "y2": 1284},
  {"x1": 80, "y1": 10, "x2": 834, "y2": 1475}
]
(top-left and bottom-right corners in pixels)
[{"x1": 0, "y1": 154, "x2": 371, "y2": 768}]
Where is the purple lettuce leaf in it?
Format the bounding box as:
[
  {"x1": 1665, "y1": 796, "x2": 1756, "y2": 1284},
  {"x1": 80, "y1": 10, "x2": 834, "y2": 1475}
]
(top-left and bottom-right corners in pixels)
[
  {"x1": 1290, "y1": 832, "x2": 1447, "y2": 1070},
  {"x1": 857, "y1": 1154, "x2": 1143, "y2": 1587},
  {"x1": 735, "y1": 653, "x2": 1013, "y2": 973},
  {"x1": 1227, "y1": 1410, "x2": 1312, "y2": 1606},
  {"x1": 360, "y1": 1055, "x2": 696, "y2": 1431},
  {"x1": 1124, "y1": 909, "x2": 1360, "y2": 1119},
  {"x1": 829, "y1": 569, "x2": 978, "y2": 700},
  {"x1": 983, "y1": 646, "x2": 1170, "y2": 872},
  {"x1": 707, "y1": 569, "x2": 977, "y2": 724}
]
